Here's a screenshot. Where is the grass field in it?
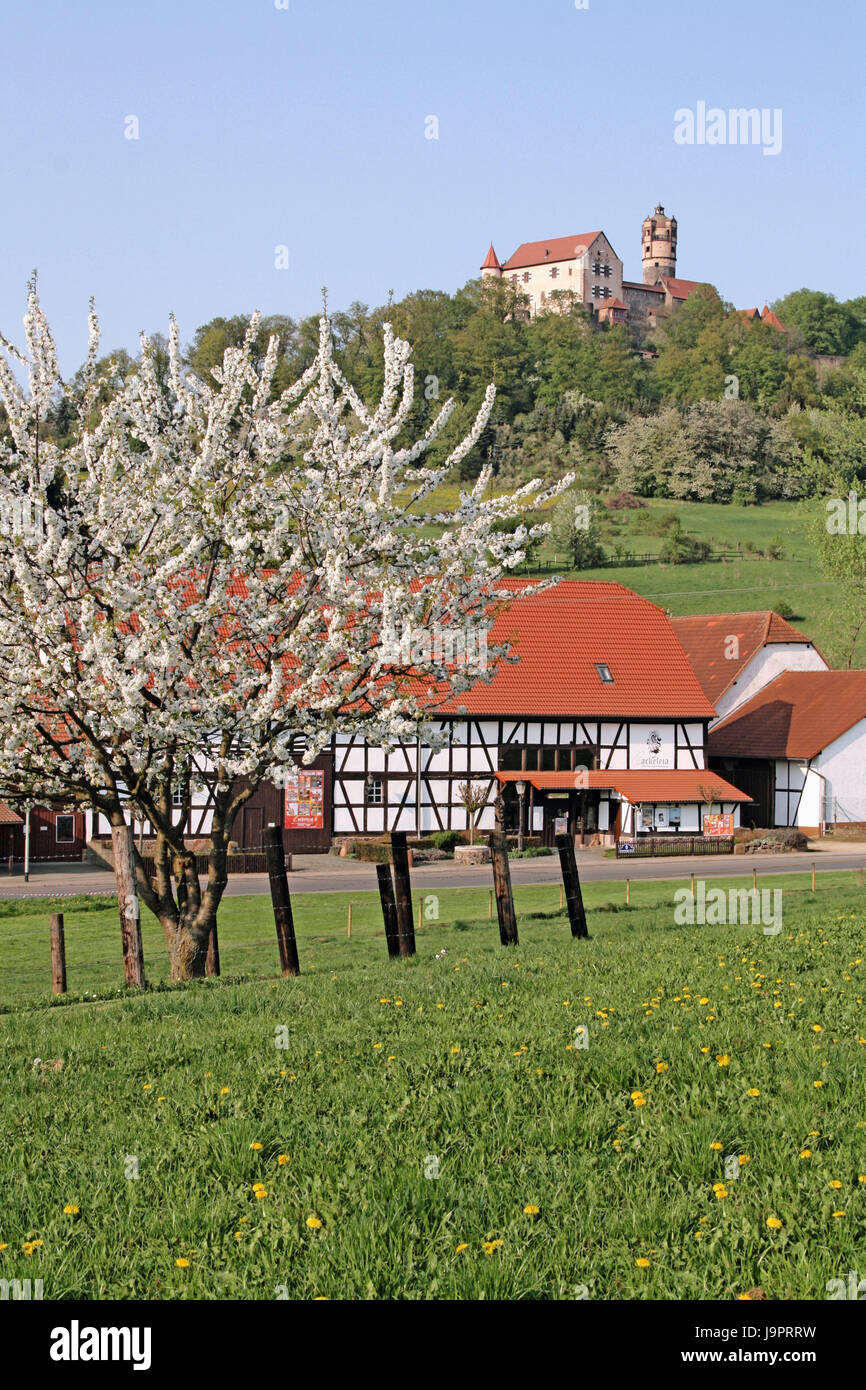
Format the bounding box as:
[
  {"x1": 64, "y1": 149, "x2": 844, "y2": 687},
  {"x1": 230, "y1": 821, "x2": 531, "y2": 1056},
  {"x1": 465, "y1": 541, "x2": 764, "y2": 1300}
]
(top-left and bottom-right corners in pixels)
[{"x1": 1, "y1": 877, "x2": 863, "y2": 1299}]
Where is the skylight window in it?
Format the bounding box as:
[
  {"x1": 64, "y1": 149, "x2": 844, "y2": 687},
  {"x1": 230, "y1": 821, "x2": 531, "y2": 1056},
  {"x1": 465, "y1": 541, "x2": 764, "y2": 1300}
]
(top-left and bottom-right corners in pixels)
[{"x1": 595, "y1": 663, "x2": 614, "y2": 684}]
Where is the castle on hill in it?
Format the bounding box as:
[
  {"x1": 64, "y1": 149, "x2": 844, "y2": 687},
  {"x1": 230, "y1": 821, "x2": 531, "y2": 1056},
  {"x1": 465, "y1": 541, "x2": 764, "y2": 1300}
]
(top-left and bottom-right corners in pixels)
[{"x1": 480, "y1": 205, "x2": 714, "y2": 329}]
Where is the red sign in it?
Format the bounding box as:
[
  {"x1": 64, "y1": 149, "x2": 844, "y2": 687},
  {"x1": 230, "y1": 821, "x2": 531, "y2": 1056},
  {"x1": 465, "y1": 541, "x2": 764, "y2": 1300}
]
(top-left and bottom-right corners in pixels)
[
  {"x1": 284, "y1": 770, "x2": 324, "y2": 830},
  {"x1": 703, "y1": 813, "x2": 734, "y2": 837}
]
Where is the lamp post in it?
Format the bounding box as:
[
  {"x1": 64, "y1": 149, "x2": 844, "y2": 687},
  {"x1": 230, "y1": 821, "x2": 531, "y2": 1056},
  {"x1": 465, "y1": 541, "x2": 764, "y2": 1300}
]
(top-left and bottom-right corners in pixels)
[{"x1": 516, "y1": 779, "x2": 526, "y2": 854}]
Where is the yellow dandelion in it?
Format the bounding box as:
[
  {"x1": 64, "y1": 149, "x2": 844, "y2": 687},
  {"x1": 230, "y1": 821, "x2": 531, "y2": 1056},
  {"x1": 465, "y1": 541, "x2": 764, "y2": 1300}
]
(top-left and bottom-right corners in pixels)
[
  {"x1": 746, "y1": 1088, "x2": 760, "y2": 1097},
  {"x1": 700, "y1": 1046, "x2": 710, "y2": 1053},
  {"x1": 373, "y1": 1043, "x2": 383, "y2": 1050},
  {"x1": 63, "y1": 1204, "x2": 79, "y2": 1215},
  {"x1": 143, "y1": 1083, "x2": 152, "y2": 1090},
  {"x1": 455, "y1": 1243, "x2": 468, "y2": 1253},
  {"x1": 254, "y1": 1189, "x2": 268, "y2": 1200},
  {"x1": 714, "y1": 1188, "x2": 729, "y2": 1200},
  {"x1": 656, "y1": 1062, "x2": 669, "y2": 1074},
  {"x1": 814, "y1": 1080, "x2": 823, "y2": 1088},
  {"x1": 832, "y1": 1210, "x2": 845, "y2": 1218},
  {"x1": 635, "y1": 1257, "x2": 650, "y2": 1268},
  {"x1": 630, "y1": 1090, "x2": 644, "y2": 1100},
  {"x1": 716, "y1": 1055, "x2": 730, "y2": 1067},
  {"x1": 175, "y1": 1257, "x2": 190, "y2": 1268},
  {"x1": 306, "y1": 1216, "x2": 323, "y2": 1230},
  {"x1": 829, "y1": 1179, "x2": 843, "y2": 1189},
  {"x1": 523, "y1": 1204, "x2": 540, "y2": 1216},
  {"x1": 710, "y1": 1141, "x2": 722, "y2": 1151},
  {"x1": 800, "y1": 1149, "x2": 812, "y2": 1159},
  {"x1": 450, "y1": 1045, "x2": 460, "y2": 1054},
  {"x1": 482, "y1": 1239, "x2": 503, "y2": 1255},
  {"x1": 633, "y1": 1097, "x2": 646, "y2": 1107},
  {"x1": 277, "y1": 1154, "x2": 290, "y2": 1165},
  {"x1": 738, "y1": 1155, "x2": 750, "y2": 1166},
  {"x1": 220, "y1": 1086, "x2": 230, "y2": 1095},
  {"x1": 766, "y1": 1217, "x2": 782, "y2": 1230},
  {"x1": 250, "y1": 1141, "x2": 262, "y2": 1151}
]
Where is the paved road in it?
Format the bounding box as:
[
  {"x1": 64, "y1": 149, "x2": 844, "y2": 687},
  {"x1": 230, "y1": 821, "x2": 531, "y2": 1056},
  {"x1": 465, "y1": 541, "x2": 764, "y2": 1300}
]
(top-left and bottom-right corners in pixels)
[{"x1": 2, "y1": 845, "x2": 864, "y2": 898}]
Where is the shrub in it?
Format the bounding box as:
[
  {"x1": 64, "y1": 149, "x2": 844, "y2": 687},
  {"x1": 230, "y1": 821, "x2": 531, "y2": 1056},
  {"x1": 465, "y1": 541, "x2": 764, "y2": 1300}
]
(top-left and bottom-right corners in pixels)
[
  {"x1": 432, "y1": 830, "x2": 463, "y2": 852},
  {"x1": 772, "y1": 600, "x2": 795, "y2": 620}
]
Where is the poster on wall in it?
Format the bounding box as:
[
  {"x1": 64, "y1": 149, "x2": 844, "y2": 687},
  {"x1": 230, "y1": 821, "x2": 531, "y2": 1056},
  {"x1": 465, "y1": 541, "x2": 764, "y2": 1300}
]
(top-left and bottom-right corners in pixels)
[
  {"x1": 703, "y1": 812, "x2": 734, "y2": 837},
  {"x1": 284, "y1": 770, "x2": 325, "y2": 829}
]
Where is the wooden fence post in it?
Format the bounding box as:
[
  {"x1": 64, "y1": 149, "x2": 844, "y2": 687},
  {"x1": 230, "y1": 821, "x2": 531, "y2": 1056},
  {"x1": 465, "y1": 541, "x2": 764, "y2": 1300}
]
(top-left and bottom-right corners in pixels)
[
  {"x1": 376, "y1": 863, "x2": 400, "y2": 958},
  {"x1": 50, "y1": 912, "x2": 66, "y2": 995},
  {"x1": 112, "y1": 822, "x2": 145, "y2": 989},
  {"x1": 390, "y1": 832, "x2": 416, "y2": 957},
  {"x1": 264, "y1": 823, "x2": 300, "y2": 977},
  {"x1": 556, "y1": 833, "x2": 589, "y2": 939},
  {"x1": 811, "y1": 861, "x2": 816, "y2": 891},
  {"x1": 488, "y1": 832, "x2": 518, "y2": 946}
]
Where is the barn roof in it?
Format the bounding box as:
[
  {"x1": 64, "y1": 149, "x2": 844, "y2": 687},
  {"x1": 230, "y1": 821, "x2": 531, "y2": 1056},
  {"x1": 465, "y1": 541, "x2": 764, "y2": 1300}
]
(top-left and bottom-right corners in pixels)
[
  {"x1": 438, "y1": 581, "x2": 716, "y2": 719},
  {"x1": 670, "y1": 611, "x2": 822, "y2": 703},
  {"x1": 709, "y1": 670, "x2": 866, "y2": 759}
]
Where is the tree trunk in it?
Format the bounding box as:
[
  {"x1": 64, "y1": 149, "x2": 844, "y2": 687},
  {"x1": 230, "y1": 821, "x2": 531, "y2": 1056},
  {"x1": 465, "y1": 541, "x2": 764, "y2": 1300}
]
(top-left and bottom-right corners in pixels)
[{"x1": 167, "y1": 918, "x2": 211, "y2": 981}]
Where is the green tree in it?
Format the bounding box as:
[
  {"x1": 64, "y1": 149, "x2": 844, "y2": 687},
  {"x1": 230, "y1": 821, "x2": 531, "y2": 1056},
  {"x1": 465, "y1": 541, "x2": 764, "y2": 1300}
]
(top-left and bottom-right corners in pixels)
[
  {"x1": 549, "y1": 487, "x2": 605, "y2": 569},
  {"x1": 771, "y1": 289, "x2": 863, "y2": 356}
]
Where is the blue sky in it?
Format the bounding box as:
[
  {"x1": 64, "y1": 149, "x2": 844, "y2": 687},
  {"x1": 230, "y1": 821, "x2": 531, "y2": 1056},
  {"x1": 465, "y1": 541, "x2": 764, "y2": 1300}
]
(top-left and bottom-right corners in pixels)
[{"x1": 2, "y1": 0, "x2": 863, "y2": 371}]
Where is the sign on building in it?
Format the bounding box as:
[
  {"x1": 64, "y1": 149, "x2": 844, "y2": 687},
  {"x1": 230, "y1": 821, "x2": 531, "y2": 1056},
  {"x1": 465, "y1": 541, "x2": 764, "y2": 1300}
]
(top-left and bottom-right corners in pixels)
[
  {"x1": 702, "y1": 812, "x2": 734, "y2": 837},
  {"x1": 284, "y1": 771, "x2": 325, "y2": 830}
]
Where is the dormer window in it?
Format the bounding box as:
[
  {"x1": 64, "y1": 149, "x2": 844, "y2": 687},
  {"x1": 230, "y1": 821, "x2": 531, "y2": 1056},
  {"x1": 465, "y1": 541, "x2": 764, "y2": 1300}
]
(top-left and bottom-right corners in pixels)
[{"x1": 595, "y1": 663, "x2": 614, "y2": 683}]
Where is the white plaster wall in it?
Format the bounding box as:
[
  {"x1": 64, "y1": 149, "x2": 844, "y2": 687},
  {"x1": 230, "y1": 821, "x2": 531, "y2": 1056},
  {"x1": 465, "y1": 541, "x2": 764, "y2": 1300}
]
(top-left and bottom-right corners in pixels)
[
  {"x1": 714, "y1": 644, "x2": 828, "y2": 722},
  {"x1": 813, "y1": 718, "x2": 866, "y2": 824}
]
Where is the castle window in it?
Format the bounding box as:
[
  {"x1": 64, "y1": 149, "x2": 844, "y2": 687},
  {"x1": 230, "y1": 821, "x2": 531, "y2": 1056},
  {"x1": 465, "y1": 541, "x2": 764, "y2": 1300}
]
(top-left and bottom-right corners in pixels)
[
  {"x1": 550, "y1": 266, "x2": 558, "y2": 279},
  {"x1": 523, "y1": 271, "x2": 530, "y2": 283}
]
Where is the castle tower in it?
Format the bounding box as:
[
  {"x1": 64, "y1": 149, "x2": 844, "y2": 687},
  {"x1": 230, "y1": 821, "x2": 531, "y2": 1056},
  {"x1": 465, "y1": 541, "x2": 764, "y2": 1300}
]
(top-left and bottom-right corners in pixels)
[
  {"x1": 642, "y1": 205, "x2": 677, "y2": 284},
  {"x1": 481, "y1": 243, "x2": 502, "y2": 279}
]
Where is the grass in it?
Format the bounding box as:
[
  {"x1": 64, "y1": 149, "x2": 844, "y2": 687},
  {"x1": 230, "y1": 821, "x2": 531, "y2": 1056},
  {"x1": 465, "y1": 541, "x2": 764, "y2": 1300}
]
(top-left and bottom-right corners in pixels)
[
  {"x1": 422, "y1": 489, "x2": 859, "y2": 665},
  {"x1": 0, "y1": 877, "x2": 863, "y2": 1299}
]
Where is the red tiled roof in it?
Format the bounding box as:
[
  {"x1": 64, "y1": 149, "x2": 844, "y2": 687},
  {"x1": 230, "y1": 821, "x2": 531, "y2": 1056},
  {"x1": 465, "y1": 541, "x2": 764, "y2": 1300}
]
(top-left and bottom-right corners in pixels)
[
  {"x1": 738, "y1": 307, "x2": 760, "y2": 320},
  {"x1": 660, "y1": 277, "x2": 717, "y2": 301},
  {"x1": 670, "y1": 611, "x2": 820, "y2": 702},
  {"x1": 599, "y1": 297, "x2": 627, "y2": 311},
  {"x1": 709, "y1": 671, "x2": 866, "y2": 759},
  {"x1": 438, "y1": 581, "x2": 715, "y2": 719},
  {"x1": 481, "y1": 243, "x2": 501, "y2": 270},
  {"x1": 622, "y1": 280, "x2": 665, "y2": 295},
  {"x1": 761, "y1": 306, "x2": 787, "y2": 331},
  {"x1": 501, "y1": 233, "x2": 602, "y2": 270},
  {"x1": 495, "y1": 769, "x2": 750, "y2": 803},
  {"x1": 0, "y1": 801, "x2": 23, "y2": 824}
]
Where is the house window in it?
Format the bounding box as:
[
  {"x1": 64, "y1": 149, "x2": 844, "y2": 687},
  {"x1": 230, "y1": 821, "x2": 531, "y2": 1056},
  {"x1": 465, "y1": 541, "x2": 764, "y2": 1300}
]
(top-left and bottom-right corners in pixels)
[
  {"x1": 511, "y1": 274, "x2": 518, "y2": 285},
  {"x1": 550, "y1": 266, "x2": 558, "y2": 279},
  {"x1": 366, "y1": 777, "x2": 383, "y2": 805},
  {"x1": 172, "y1": 788, "x2": 184, "y2": 808},
  {"x1": 523, "y1": 271, "x2": 530, "y2": 282},
  {"x1": 595, "y1": 663, "x2": 614, "y2": 683},
  {"x1": 55, "y1": 814, "x2": 75, "y2": 842}
]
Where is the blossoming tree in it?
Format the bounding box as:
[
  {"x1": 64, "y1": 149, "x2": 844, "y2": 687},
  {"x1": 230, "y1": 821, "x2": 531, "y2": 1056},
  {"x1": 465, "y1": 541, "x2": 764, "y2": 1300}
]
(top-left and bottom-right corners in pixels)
[{"x1": 0, "y1": 280, "x2": 571, "y2": 979}]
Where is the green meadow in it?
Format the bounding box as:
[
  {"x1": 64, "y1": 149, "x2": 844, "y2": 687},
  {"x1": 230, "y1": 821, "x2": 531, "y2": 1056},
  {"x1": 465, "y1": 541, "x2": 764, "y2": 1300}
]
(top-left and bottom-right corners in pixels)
[{"x1": 0, "y1": 876, "x2": 863, "y2": 1299}]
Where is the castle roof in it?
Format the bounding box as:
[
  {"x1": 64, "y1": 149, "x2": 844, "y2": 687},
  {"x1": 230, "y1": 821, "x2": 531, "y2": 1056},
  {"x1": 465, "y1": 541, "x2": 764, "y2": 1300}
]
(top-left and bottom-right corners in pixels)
[
  {"x1": 660, "y1": 277, "x2": 716, "y2": 301},
  {"x1": 761, "y1": 305, "x2": 787, "y2": 331},
  {"x1": 501, "y1": 232, "x2": 603, "y2": 270},
  {"x1": 481, "y1": 243, "x2": 501, "y2": 271}
]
